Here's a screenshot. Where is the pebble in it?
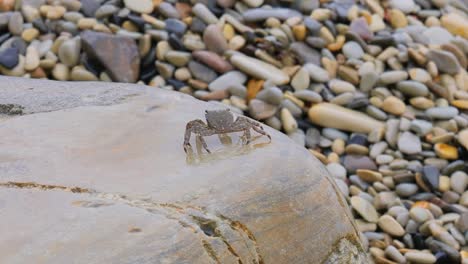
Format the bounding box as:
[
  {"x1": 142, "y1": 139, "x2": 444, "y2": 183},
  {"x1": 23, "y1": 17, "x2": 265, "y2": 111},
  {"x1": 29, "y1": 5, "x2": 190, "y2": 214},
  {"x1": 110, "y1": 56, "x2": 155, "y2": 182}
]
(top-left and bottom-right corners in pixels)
[
  {"x1": 230, "y1": 55, "x2": 290, "y2": 85},
  {"x1": 459, "y1": 129, "x2": 468, "y2": 150},
  {"x1": 123, "y1": 0, "x2": 153, "y2": 14},
  {"x1": 434, "y1": 143, "x2": 458, "y2": 160},
  {"x1": 303, "y1": 63, "x2": 329, "y2": 83},
  {"x1": 0, "y1": 47, "x2": 19, "y2": 69},
  {"x1": 342, "y1": 41, "x2": 364, "y2": 59},
  {"x1": 192, "y1": 51, "x2": 232, "y2": 73},
  {"x1": 70, "y1": 66, "x2": 98, "y2": 81},
  {"x1": 396, "y1": 183, "x2": 419, "y2": 197},
  {"x1": 203, "y1": 25, "x2": 227, "y2": 55},
  {"x1": 441, "y1": 13, "x2": 468, "y2": 39},
  {"x1": 8, "y1": 12, "x2": 23, "y2": 35},
  {"x1": 52, "y1": 63, "x2": 69, "y2": 81},
  {"x1": 351, "y1": 196, "x2": 379, "y2": 223},
  {"x1": 188, "y1": 61, "x2": 217, "y2": 83},
  {"x1": 248, "y1": 99, "x2": 277, "y2": 120},
  {"x1": 378, "y1": 215, "x2": 405, "y2": 237},
  {"x1": 398, "y1": 131, "x2": 422, "y2": 155},
  {"x1": 58, "y1": 38, "x2": 80, "y2": 67},
  {"x1": 157, "y1": 2, "x2": 180, "y2": 19},
  {"x1": 165, "y1": 51, "x2": 191, "y2": 67},
  {"x1": 425, "y1": 107, "x2": 459, "y2": 120},
  {"x1": 326, "y1": 163, "x2": 347, "y2": 180},
  {"x1": 450, "y1": 171, "x2": 467, "y2": 195},
  {"x1": 256, "y1": 86, "x2": 283, "y2": 105},
  {"x1": 405, "y1": 251, "x2": 437, "y2": 264},
  {"x1": 242, "y1": 8, "x2": 302, "y2": 22},
  {"x1": 309, "y1": 103, "x2": 384, "y2": 134},
  {"x1": 291, "y1": 67, "x2": 309, "y2": 91},
  {"x1": 280, "y1": 108, "x2": 297, "y2": 134},
  {"x1": 397, "y1": 81, "x2": 429, "y2": 97},
  {"x1": 208, "y1": 71, "x2": 246, "y2": 91},
  {"x1": 382, "y1": 96, "x2": 406, "y2": 116},
  {"x1": 379, "y1": 71, "x2": 408, "y2": 85},
  {"x1": 427, "y1": 50, "x2": 461, "y2": 74},
  {"x1": 24, "y1": 46, "x2": 39, "y2": 71}
]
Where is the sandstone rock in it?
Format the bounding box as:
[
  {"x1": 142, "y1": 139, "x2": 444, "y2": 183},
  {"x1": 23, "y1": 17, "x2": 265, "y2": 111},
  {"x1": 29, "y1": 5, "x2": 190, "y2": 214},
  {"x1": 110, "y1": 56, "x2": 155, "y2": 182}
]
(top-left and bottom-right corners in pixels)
[
  {"x1": 80, "y1": 31, "x2": 140, "y2": 83},
  {"x1": 0, "y1": 77, "x2": 368, "y2": 264}
]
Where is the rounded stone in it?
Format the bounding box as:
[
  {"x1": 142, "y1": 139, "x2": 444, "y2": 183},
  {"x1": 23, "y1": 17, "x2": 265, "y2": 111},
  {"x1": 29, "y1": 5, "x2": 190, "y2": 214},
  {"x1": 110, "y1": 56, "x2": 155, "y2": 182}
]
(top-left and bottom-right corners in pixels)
[
  {"x1": 378, "y1": 215, "x2": 405, "y2": 237},
  {"x1": 351, "y1": 196, "x2": 379, "y2": 223},
  {"x1": 58, "y1": 38, "x2": 81, "y2": 67},
  {"x1": 326, "y1": 163, "x2": 347, "y2": 180},
  {"x1": 382, "y1": 96, "x2": 406, "y2": 116},
  {"x1": 123, "y1": 0, "x2": 153, "y2": 14},
  {"x1": 396, "y1": 81, "x2": 429, "y2": 97},
  {"x1": 342, "y1": 41, "x2": 364, "y2": 59}
]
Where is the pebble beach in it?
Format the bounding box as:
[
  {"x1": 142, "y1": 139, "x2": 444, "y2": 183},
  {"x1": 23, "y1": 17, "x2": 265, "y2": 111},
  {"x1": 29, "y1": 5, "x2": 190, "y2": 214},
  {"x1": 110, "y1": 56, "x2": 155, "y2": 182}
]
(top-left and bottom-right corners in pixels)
[{"x1": 0, "y1": 0, "x2": 467, "y2": 263}]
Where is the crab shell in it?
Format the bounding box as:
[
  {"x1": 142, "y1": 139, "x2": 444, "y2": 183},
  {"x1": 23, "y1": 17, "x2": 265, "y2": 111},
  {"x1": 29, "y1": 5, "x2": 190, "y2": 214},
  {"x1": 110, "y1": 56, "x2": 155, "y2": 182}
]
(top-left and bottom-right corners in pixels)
[{"x1": 204, "y1": 109, "x2": 234, "y2": 130}]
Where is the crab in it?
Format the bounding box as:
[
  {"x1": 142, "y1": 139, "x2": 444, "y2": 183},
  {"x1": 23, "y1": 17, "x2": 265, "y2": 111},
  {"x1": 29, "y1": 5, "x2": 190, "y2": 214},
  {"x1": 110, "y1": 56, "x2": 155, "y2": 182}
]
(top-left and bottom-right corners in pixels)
[{"x1": 183, "y1": 109, "x2": 271, "y2": 153}]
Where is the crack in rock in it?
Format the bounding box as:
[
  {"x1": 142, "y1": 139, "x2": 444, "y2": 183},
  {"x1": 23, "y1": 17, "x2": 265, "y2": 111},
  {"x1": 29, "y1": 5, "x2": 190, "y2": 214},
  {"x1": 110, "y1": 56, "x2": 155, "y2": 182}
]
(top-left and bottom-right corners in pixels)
[{"x1": 0, "y1": 181, "x2": 263, "y2": 263}]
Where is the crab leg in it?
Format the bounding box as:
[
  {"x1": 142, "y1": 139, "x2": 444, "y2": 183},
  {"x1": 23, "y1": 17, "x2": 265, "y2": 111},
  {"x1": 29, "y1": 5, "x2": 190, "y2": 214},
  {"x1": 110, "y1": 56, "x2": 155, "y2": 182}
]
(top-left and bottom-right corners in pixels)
[
  {"x1": 252, "y1": 125, "x2": 271, "y2": 142},
  {"x1": 197, "y1": 135, "x2": 211, "y2": 153},
  {"x1": 243, "y1": 128, "x2": 251, "y2": 144}
]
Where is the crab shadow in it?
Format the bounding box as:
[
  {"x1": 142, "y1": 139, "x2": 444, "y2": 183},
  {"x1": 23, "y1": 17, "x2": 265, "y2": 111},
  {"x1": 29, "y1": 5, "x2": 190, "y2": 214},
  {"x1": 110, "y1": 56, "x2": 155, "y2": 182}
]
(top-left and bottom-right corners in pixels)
[{"x1": 185, "y1": 134, "x2": 270, "y2": 165}]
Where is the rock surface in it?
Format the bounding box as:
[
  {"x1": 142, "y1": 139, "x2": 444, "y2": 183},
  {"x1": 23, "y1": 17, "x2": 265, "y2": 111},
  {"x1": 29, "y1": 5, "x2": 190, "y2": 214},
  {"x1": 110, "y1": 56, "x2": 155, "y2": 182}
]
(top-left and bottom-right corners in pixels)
[{"x1": 0, "y1": 77, "x2": 367, "y2": 264}]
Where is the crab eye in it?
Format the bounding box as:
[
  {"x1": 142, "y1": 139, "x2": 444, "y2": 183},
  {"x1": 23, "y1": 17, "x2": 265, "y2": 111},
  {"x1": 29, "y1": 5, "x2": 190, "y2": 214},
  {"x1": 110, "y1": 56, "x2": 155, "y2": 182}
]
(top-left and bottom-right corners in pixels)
[{"x1": 205, "y1": 110, "x2": 208, "y2": 114}]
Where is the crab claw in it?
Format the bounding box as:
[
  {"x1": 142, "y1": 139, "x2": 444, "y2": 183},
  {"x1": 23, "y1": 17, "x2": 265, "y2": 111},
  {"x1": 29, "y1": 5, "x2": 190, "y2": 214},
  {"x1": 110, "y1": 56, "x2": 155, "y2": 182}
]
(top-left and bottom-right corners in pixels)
[{"x1": 183, "y1": 143, "x2": 191, "y2": 153}]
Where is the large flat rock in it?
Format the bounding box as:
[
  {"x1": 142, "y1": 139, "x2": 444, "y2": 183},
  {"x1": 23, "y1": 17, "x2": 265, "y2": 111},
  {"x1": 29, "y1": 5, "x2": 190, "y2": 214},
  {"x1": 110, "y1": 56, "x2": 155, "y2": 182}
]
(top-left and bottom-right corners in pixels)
[{"x1": 0, "y1": 77, "x2": 367, "y2": 263}]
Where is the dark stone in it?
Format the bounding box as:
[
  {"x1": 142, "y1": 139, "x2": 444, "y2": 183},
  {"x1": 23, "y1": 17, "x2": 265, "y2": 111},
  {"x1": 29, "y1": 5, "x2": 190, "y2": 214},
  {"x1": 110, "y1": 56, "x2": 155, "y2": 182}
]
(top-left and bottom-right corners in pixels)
[
  {"x1": 164, "y1": 18, "x2": 187, "y2": 36},
  {"x1": 188, "y1": 61, "x2": 217, "y2": 83},
  {"x1": 168, "y1": 33, "x2": 186, "y2": 51},
  {"x1": 324, "y1": 20, "x2": 337, "y2": 37},
  {"x1": 412, "y1": 233, "x2": 426, "y2": 250},
  {"x1": 127, "y1": 14, "x2": 146, "y2": 31},
  {"x1": 189, "y1": 17, "x2": 206, "y2": 34},
  {"x1": 297, "y1": 119, "x2": 314, "y2": 131},
  {"x1": 422, "y1": 165, "x2": 440, "y2": 190},
  {"x1": 80, "y1": 0, "x2": 100, "y2": 17},
  {"x1": 347, "y1": 97, "x2": 369, "y2": 109},
  {"x1": 80, "y1": 30, "x2": 140, "y2": 83},
  {"x1": 110, "y1": 13, "x2": 124, "y2": 26},
  {"x1": 369, "y1": 36, "x2": 396, "y2": 48},
  {"x1": 207, "y1": 0, "x2": 224, "y2": 16},
  {"x1": 167, "y1": 78, "x2": 185, "y2": 90},
  {"x1": 426, "y1": 237, "x2": 461, "y2": 263},
  {"x1": 348, "y1": 134, "x2": 368, "y2": 146},
  {"x1": 343, "y1": 155, "x2": 377, "y2": 173},
  {"x1": 10, "y1": 37, "x2": 27, "y2": 55},
  {"x1": 0, "y1": 33, "x2": 11, "y2": 45},
  {"x1": 289, "y1": 42, "x2": 320, "y2": 65},
  {"x1": 80, "y1": 53, "x2": 103, "y2": 77},
  {"x1": 140, "y1": 66, "x2": 157, "y2": 83},
  {"x1": 435, "y1": 251, "x2": 451, "y2": 264},
  {"x1": 141, "y1": 45, "x2": 157, "y2": 67},
  {"x1": 0, "y1": 47, "x2": 19, "y2": 69},
  {"x1": 442, "y1": 160, "x2": 466, "y2": 175},
  {"x1": 32, "y1": 19, "x2": 49, "y2": 34},
  {"x1": 415, "y1": 0, "x2": 432, "y2": 9},
  {"x1": 409, "y1": 192, "x2": 436, "y2": 201},
  {"x1": 320, "y1": 87, "x2": 334, "y2": 102},
  {"x1": 304, "y1": 17, "x2": 321, "y2": 36}
]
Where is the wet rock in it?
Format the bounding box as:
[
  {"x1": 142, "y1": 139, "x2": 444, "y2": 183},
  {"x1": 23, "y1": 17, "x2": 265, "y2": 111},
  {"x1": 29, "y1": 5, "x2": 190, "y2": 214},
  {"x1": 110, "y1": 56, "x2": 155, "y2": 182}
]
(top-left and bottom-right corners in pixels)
[{"x1": 0, "y1": 77, "x2": 368, "y2": 264}]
